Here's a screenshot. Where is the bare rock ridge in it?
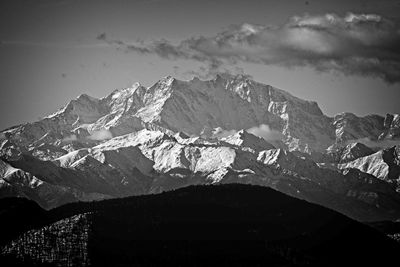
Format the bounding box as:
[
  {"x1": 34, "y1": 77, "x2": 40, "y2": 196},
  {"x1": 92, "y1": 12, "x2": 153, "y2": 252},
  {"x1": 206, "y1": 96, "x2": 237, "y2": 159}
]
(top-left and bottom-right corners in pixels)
[{"x1": 0, "y1": 74, "x2": 399, "y2": 222}]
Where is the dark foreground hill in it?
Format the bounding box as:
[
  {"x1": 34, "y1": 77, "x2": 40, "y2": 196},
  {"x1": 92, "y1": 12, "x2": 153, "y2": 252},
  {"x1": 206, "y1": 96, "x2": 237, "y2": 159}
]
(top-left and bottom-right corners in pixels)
[{"x1": 1, "y1": 184, "x2": 399, "y2": 266}]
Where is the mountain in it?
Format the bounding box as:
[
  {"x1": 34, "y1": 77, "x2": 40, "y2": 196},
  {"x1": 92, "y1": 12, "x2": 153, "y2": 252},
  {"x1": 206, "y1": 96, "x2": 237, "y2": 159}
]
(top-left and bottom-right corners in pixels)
[
  {"x1": 1, "y1": 184, "x2": 399, "y2": 267},
  {"x1": 327, "y1": 142, "x2": 375, "y2": 163},
  {"x1": 338, "y1": 146, "x2": 400, "y2": 182},
  {"x1": 1, "y1": 74, "x2": 400, "y2": 221}
]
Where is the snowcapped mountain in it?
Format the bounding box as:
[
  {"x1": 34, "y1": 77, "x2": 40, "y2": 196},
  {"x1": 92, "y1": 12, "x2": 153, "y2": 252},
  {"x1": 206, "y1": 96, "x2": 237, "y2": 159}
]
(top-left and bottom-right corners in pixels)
[
  {"x1": 1, "y1": 74, "x2": 399, "y2": 221},
  {"x1": 338, "y1": 146, "x2": 400, "y2": 182}
]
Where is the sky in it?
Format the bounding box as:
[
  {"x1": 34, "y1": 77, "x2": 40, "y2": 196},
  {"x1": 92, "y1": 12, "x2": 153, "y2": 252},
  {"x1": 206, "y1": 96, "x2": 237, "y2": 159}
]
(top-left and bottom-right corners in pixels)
[{"x1": 0, "y1": 0, "x2": 400, "y2": 130}]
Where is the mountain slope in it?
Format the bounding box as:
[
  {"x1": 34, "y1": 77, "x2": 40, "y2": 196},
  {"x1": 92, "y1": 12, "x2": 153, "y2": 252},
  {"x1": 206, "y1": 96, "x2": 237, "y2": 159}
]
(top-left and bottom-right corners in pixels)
[{"x1": 338, "y1": 146, "x2": 400, "y2": 184}]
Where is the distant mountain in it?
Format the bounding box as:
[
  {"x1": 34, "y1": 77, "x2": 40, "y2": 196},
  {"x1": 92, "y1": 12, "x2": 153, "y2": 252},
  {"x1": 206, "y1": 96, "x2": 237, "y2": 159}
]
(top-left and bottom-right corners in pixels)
[
  {"x1": 338, "y1": 146, "x2": 400, "y2": 181},
  {"x1": 327, "y1": 142, "x2": 375, "y2": 163},
  {"x1": 1, "y1": 74, "x2": 399, "y2": 221},
  {"x1": 1, "y1": 184, "x2": 399, "y2": 266}
]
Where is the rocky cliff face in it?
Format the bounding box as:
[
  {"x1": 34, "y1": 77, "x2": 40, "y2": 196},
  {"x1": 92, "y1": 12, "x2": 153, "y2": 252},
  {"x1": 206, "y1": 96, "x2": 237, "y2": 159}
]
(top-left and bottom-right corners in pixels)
[{"x1": 1, "y1": 74, "x2": 399, "y2": 221}]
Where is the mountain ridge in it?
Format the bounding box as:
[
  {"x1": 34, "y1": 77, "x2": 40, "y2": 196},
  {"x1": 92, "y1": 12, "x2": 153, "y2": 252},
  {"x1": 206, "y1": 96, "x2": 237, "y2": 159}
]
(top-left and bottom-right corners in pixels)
[{"x1": 2, "y1": 74, "x2": 397, "y2": 154}]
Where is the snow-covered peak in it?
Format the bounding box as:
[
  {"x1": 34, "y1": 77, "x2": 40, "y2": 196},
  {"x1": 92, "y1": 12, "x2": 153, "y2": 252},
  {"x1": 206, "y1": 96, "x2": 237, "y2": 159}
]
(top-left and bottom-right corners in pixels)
[
  {"x1": 338, "y1": 145, "x2": 400, "y2": 182},
  {"x1": 328, "y1": 142, "x2": 374, "y2": 163},
  {"x1": 77, "y1": 93, "x2": 99, "y2": 102},
  {"x1": 333, "y1": 113, "x2": 385, "y2": 144},
  {"x1": 41, "y1": 96, "x2": 105, "y2": 135},
  {"x1": 159, "y1": 75, "x2": 175, "y2": 86},
  {"x1": 381, "y1": 113, "x2": 400, "y2": 139}
]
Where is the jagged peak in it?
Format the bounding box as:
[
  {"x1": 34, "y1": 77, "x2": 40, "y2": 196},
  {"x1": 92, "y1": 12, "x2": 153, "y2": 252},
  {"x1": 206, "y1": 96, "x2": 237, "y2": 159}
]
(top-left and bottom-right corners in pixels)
[
  {"x1": 76, "y1": 93, "x2": 99, "y2": 102},
  {"x1": 132, "y1": 81, "x2": 142, "y2": 88},
  {"x1": 174, "y1": 131, "x2": 190, "y2": 139},
  {"x1": 333, "y1": 112, "x2": 360, "y2": 122},
  {"x1": 221, "y1": 129, "x2": 252, "y2": 141},
  {"x1": 144, "y1": 74, "x2": 323, "y2": 116},
  {"x1": 46, "y1": 93, "x2": 101, "y2": 119},
  {"x1": 159, "y1": 75, "x2": 176, "y2": 85},
  {"x1": 236, "y1": 129, "x2": 262, "y2": 140},
  {"x1": 384, "y1": 113, "x2": 400, "y2": 128},
  {"x1": 107, "y1": 82, "x2": 145, "y2": 98},
  {"x1": 236, "y1": 129, "x2": 247, "y2": 136},
  {"x1": 347, "y1": 142, "x2": 370, "y2": 149}
]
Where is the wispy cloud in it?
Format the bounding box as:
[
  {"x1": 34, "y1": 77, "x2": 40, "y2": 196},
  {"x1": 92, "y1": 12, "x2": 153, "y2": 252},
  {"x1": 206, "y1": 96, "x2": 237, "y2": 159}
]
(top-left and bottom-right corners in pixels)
[
  {"x1": 96, "y1": 32, "x2": 107, "y2": 41},
  {"x1": 210, "y1": 124, "x2": 283, "y2": 141},
  {"x1": 100, "y1": 13, "x2": 400, "y2": 83},
  {"x1": 0, "y1": 40, "x2": 109, "y2": 49},
  {"x1": 62, "y1": 134, "x2": 78, "y2": 142},
  {"x1": 247, "y1": 124, "x2": 284, "y2": 141},
  {"x1": 87, "y1": 129, "x2": 113, "y2": 141},
  {"x1": 62, "y1": 129, "x2": 113, "y2": 142}
]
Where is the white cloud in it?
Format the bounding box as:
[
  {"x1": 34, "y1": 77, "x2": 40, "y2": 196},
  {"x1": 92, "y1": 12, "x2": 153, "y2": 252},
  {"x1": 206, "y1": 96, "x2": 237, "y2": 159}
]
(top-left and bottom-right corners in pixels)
[
  {"x1": 246, "y1": 124, "x2": 283, "y2": 141},
  {"x1": 212, "y1": 127, "x2": 237, "y2": 139},
  {"x1": 62, "y1": 134, "x2": 78, "y2": 142},
  {"x1": 210, "y1": 124, "x2": 283, "y2": 141},
  {"x1": 87, "y1": 129, "x2": 113, "y2": 141}
]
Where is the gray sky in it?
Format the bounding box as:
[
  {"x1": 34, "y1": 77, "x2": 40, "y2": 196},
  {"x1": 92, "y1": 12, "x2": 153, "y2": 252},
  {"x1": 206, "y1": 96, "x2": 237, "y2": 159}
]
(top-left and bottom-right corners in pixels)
[{"x1": 1, "y1": 0, "x2": 400, "y2": 130}]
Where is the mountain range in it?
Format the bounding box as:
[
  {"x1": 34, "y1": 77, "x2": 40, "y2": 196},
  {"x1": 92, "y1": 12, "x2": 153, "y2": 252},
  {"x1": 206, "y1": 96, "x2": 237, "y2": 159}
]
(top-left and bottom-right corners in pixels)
[{"x1": 1, "y1": 74, "x2": 400, "y2": 222}]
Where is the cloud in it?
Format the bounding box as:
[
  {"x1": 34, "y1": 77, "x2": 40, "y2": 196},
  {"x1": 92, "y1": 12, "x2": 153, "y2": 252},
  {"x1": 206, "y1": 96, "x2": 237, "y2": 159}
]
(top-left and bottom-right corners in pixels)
[
  {"x1": 0, "y1": 40, "x2": 108, "y2": 49},
  {"x1": 210, "y1": 124, "x2": 283, "y2": 141},
  {"x1": 212, "y1": 127, "x2": 237, "y2": 139},
  {"x1": 61, "y1": 130, "x2": 113, "y2": 142},
  {"x1": 96, "y1": 32, "x2": 107, "y2": 41},
  {"x1": 87, "y1": 129, "x2": 113, "y2": 141},
  {"x1": 62, "y1": 134, "x2": 78, "y2": 142},
  {"x1": 100, "y1": 13, "x2": 400, "y2": 83},
  {"x1": 247, "y1": 124, "x2": 284, "y2": 141}
]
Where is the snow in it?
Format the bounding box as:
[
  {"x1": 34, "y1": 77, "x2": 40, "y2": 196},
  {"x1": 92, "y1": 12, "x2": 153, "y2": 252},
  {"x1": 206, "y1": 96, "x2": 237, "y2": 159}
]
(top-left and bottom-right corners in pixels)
[
  {"x1": 338, "y1": 150, "x2": 390, "y2": 180},
  {"x1": 0, "y1": 159, "x2": 19, "y2": 177},
  {"x1": 55, "y1": 149, "x2": 90, "y2": 168}
]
